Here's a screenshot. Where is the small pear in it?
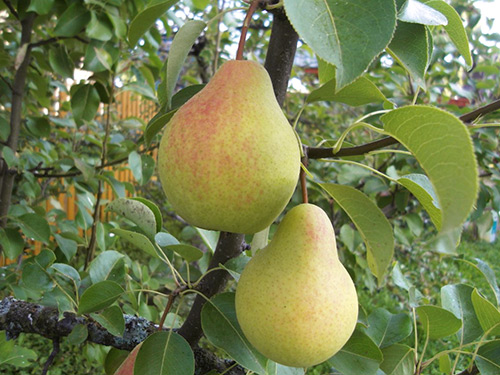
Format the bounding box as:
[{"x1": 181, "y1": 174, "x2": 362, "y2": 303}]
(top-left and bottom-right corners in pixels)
[
  {"x1": 235, "y1": 204, "x2": 358, "y2": 368},
  {"x1": 157, "y1": 60, "x2": 300, "y2": 234}
]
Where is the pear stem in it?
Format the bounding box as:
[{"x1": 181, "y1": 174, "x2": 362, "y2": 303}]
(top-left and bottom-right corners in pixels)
[
  {"x1": 300, "y1": 153, "x2": 309, "y2": 204},
  {"x1": 236, "y1": 0, "x2": 260, "y2": 60}
]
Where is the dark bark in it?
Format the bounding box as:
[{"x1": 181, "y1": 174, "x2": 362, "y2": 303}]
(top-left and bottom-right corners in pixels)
[
  {"x1": 177, "y1": 232, "x2": 245, "y2": 345},
  {"x1": 0, "y1": 12, "x2": 36, "y2": 229},
  {"x1": 0, "y1": 297, "x2": 245, "y2": 375},
  {"x1": 264, "y1": 8, "x2": 299, "y2": 107}
]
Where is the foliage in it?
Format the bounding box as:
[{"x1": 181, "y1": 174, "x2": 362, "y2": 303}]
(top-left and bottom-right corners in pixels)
[{"x1": 1, "y1": 0, "x2": 500, "y2": 374}]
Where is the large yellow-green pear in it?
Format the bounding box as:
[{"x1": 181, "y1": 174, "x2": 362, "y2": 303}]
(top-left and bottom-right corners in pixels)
[
  {"x1": 235, "y1": 204, "x2": 358, "y2": 368},
  {"x1": 157, "y1": 60, "x2": 300, "y2": 234}
]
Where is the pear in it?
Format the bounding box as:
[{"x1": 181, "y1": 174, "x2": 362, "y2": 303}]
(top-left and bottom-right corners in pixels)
[
  {"x1": 235, "y1": 204, "x2": 358, "y2": 368},
  {"x1": 157, "y1": 60, "x2": 300, "y2": 234}
]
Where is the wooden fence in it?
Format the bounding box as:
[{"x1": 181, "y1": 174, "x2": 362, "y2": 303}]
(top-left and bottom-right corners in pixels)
[{"x1": 0, "y1": 91, "x2": 157, "y2": 266}]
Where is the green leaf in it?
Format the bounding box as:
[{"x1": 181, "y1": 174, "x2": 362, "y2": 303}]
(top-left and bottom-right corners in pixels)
[
  {"x1": 78, "y1": 280, "x2": 124, "y2": 315},
  {"x1": 220, "y1": 254, "x2": 251, "y2": 282},
  {"x1": 111, "y1": 228, "x2": 160, "y2": 259},
  {"x1": 134, "y1": 331, "x2": 194, "y2": 375},
  {"x1": 439, "y1": 353, "x2": 452, "y2": 373},
  {"x1": 104, "y1": 348, "x2": 129, "y2": 375},
  {"x1": 67, "y1": 324, "x2": 88, "y2": 345},
  {"x1": 476, "y1": 340, "x2": 500, "y2": 375},
  {"x1": 472, "y1": 289, "x2": 500, "y2": 336},
  {"x1": 144, "y1": 109, "x2": 177, "y2": 146},
  {"x1": 107, "y1": 198, "x2": 157, "y2": 239},
  {"x1": 71, "y1": 84, "x2": 100, "y2": 125},
  {"x1": 425, "y1": 0, "x2": 472, "y2": 67},
  {"x1": 379, "y1": 344, "x2": 415, "y2": 375},
  {"x1": 307, "y1": 76, "x2": 388, "y2": 106},
  {"x1": 0, "y1": 228, "x2": 24, "y2": 259},
  {"x1": 416, "y1": 305, "x2": 461, "y2": 339},
  {"x1": 128, "y1": 0, "x2": 180, "y2": 47},
  {"x1": 73, "y1": 157, "x2": 95, "y2": 182},
  {"x1": 0, "y1": 332, "x2": 37, "y2": 367},
  {"x1": 131, "y1": 198, "x2": 163, "y2": 233},
  {"x1": 441, "y1": 284, "x2": 482, "y2": 344},
  {"x1": 284, "y1": 0, "x2": 396, "y2": 89},
  {"x1": 26, "y1": 116, "x2": 51, "y2": 138},
  {"x1": 155, "y1": 232, "x2": 180, "y2": 248},
  {"x1": 22, "y1": 263, "x2": 54, "y2": 292},
  {"x1": 165, "y1": 20, "x2": 206, "y2": 108},
  {"x1": 387, "y1": 22, "x2": 429, "y2": 87},
  {"x1": 86, "y1": 11, "x2": 114, "y2": 41},
  {"x1": 91, "y1": 305, "x2": 125, "y2": 337},
  {"x1": 54, "y1": 233, "x2": 78, "y2": 261},
  {"x1": 128, "y1": 151, "x2": 143, "y2": 184},
  {"x1": 196, "y1": 228, "x2": 220, "y2": 253},
  {"x1": 27, "y1": 0, "x2": 54, "y2": 15},
  {"x1": 382, "y1": 106, "x2": 478, "y2": 243},
  {"x1": 171, "y1": 84, "x2": 205, "y2": 109},
  {"x1": 49, "y1": 45, "x2": 74, "y2": 79},
  {"x1": 54, "y1": 2, "x2": 91, "y2": 37},
  {"x1": 265, "y1": 362, "x2": 304, "y2": 375},
  {"x1": 18, "y1": 213, "x2": 50, "y2": 243},
  {"x1": 88, "y1": 250, "x2": 125, "y2": 284},
  {"x1": 201, "y1": 293, "x2": 267, "y2": 374},
  {"x1": 398, "y1": 0, "x2": 447, "y2": 25},
  {"x1": 320, "y1": 183, "x2": 394, "y2": 281},
  {"x1": 51, "y1": 263, "x2": 81, "y2": 289},
  {"x1": 364, "y1": 308, "x2": 413, "y2": 348},
  {"x1": 167, "y1": 244, "x2": 203, "y2": 262},
  {"x1": 397, "y1": 174, "x2": 441, "y2": 230},
  {"x1": 84, "y1": 40, "x2": 118, "y2": 73},
  {"x1": 328, "y1": 330, "x2": 383, "y2": 375}
]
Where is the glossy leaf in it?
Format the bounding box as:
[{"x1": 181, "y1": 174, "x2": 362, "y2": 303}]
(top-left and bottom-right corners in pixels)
[
  {"x1": 320, "y1": 183, "x2": 394, "y2": 281},
  {"x1": 128, "y1": 0, "x2": 179, "y2": 47},
  {"x1": 0, "y1": 332, "x2": 37, "y2": 367},
  {"x1": 416, "y1": 305, "x2": 461, "y2": 339},
  {"x1": 382, "y1": 106, "x2": 478, "y2": 245},
  {"x1": 397, "y1": 173, "x2": 441, "y2": 230},
  {"x1": 307, "y1": 76, "x2": 388, "y2": 106},
  {"x1": 426, "y1": 0, "x2": 472, "y2": 67},
  {"x1": 134, "y1": 331, "x2": 194, "y2": 375},
  {"x1": 54, "y1": 233, "x2": 78, "y2": 261},
  {"x1": 88, "y1": 250, "x2": 125, "y2": 284},
  {"x1": 196, "y1": 228, "x2": 219, "y2": 253},
  {"x1": 201, "y1": 293, "x2": 267, "y2": 374},
  {"x1": 0, "y1": 228, "x2": 24, "y2": 259},
  {"x1": 91, "y1": 305, "x2": 125, "y2": 337},
  {"x1": 167, "y1": 244, "x2": 203, "y2": 262},
  {"x1": 131, "y1": 197, "x2": 163, "y2": 233},
  {"x1": 87, "y1": 11, "x2": 114, "y2": 41},
  {"x1": 107, "y1": 198, "x2": 157, "y2": 239},
  {"x1": 67, "y1": 324, "x2": 88, "y2": 345},
  {"x1": 441, "y1": 284, "x2": 482, "y2": 344},
  {"x1": 328, "y1": 330, "x2": 383, "y2": 375},
  {"x1": 144, "y1": 109, "x2": 177, "y2": 146},
  {"x1": 365, "y1": 308, "x2": 413, "y2": 348},
  {"x1": 165, "y1": 20, "x2": 206, "y2": 108},
  {"x1": 380, "y1": 344, "x2": 415, "y2": 375},
  {"x1": 71, "y1": 84, "x2": 100, "y2": 125},
  {"x1": 398, "y1": 0, "x2": 447, "y2": 25},
  {"x1": 78, "y1": 280, "x2": 124, "y2": 315},
  {"x1": 284, "y1": 0, "x2": 396, "y2": 89},
  {"x1": 54, "y1": 2, "x2": 90, "y2": 37},
  {"x1": 26, "y1": 0, "x2": 54, "y2": 15},
  {"x1": 387, "y1": 22, "x2": 429, "y2": 87},
  {"x1": 48, "y1": 45, "x2": 74, "y2": 78},
  {"x1": 18, "y1": 213, "x2": 50, "y2": 243},
  {"x1": 472, "y1": 289, "x2": 500, "y2": 336},
  {"x1": 476, "y1": 340, "x2": 500, "y2": 375},
  {"x1": 51, "y1": 263, "x2": 81, "y2": 289},
  {"x1": 111, "y1": 228, "x2": 160, "y2": 259}
]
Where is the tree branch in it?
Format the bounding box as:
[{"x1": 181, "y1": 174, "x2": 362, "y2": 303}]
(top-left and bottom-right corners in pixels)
[
  {"x1": 177, "y1": 232, "x2": 246, "y2": 346},
  {"x1": 307, "y1": 98, "x2": 500, "y2": 159},
  {"x1": 0, "y1": 297, "x2": 245, "y2": 375},
  {"x1": 2, "y1": 0, "x2": 19, "y2": 19}
]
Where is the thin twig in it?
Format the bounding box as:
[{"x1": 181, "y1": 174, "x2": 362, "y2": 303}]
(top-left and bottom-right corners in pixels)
[
  {"x1": 235, "y1": 0, "x2": 260, "y2": 60},
  {"x1": 158, "y1": 285, "x2": 188, "y2": 331},
  {"x1": 300, "y1": 151, "x2": 309, "y2": 204},
  {"x1": 41, "y1": 338, "x2": 60, "y2": 375},
  {"x1": 3, "y1": 0, "x2": 19, "y2": 19},
  {"x1": 307, "y1": 98, "x2": 500, "y2": 159}
]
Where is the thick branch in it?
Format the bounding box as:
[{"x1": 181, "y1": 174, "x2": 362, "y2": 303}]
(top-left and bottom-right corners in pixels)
[
  {"x1": 0, "y1": 297, "x2": 244, "y2": 375},
  {"x1": 307, "y1": 98, "x2": 500, "y2": 159},
  {"x1": 177, "y1": 232, "x2": 245, "y2": 346},
  {"x1": 264, "y1": 7, "x2": 299, "y2": 107},
  {"x1": 0, "y1": 12, "x2": 36, "y2": 229}
]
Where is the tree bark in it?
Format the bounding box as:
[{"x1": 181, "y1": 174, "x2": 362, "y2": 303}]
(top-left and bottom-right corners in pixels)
[
  {"x1": 0, "y1": 12, "x2": 36, "y2": 229},
  {"x1": 0, "y1": 297, "x2": 245, "y2": 375}
]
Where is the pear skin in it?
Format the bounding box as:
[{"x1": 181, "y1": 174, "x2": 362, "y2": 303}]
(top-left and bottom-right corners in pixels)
[
  {"x1": 157, "y1": 60, "x2": 300, "y2": 234},
  {"x1": 235, "y1": 204, "x2": 358, "y2": 367}
]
